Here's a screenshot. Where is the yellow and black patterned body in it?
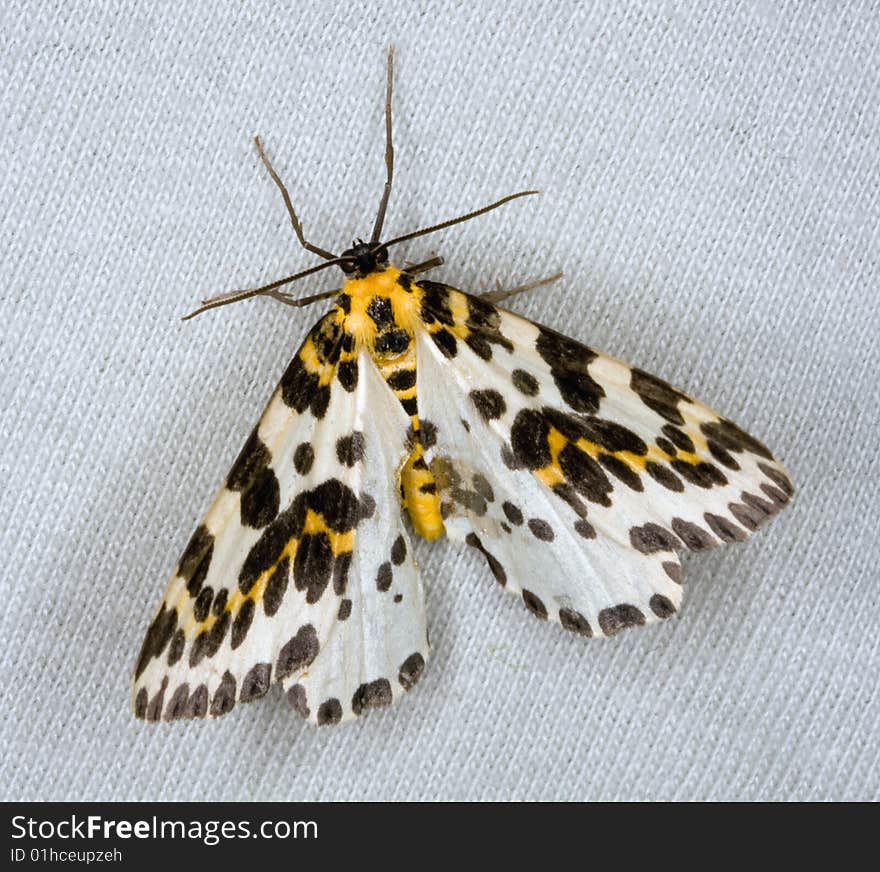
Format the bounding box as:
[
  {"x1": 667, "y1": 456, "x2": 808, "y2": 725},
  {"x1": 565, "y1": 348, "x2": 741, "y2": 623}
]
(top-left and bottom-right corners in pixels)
[{"x1": 279, "y1": 261, "x2": 524, "y2": 542}]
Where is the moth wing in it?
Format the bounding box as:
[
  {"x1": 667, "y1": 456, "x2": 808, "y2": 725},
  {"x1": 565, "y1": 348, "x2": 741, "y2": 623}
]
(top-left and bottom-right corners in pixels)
[
  {"x1": 280, "y1": 358, "x2": 429, "y2": 725},
  {"x1": 414, "y1": 284, "x2": 792, "y2": 637},
  {"x1": 132, "y1": 314, "x2": 428, "y2": 722}
]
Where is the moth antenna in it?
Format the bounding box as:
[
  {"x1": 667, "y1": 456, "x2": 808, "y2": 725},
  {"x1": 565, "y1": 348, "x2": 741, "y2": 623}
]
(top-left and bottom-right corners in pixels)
[
  {"x1": 378, "y1": 190, "x2": 539, "y2": 251},
  {"x1": 370, "y1": 45, "x2": 395, "y2": 245},
  {"x1": 255, "y1": 135, "x2": 337, "y2": 261}
]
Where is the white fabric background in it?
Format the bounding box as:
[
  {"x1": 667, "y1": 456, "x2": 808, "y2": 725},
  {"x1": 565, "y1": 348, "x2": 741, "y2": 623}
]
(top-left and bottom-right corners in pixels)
[{"x1": 2, "y1": 1, "x2": 878, "y2": 801}]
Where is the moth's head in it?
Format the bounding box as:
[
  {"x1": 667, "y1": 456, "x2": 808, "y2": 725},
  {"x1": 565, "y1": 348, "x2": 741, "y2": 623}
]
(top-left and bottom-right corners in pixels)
[{"x1": 339, "y1": 240, "x2": 389, "y2": 278}]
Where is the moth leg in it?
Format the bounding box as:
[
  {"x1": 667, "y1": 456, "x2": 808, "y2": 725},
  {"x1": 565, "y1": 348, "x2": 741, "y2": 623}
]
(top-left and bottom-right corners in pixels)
[
  {"x1": 404, "y1": 254, "x2": 444, "y2": 275},
  {"x1": 479, "y1": 271, "x2": 564, "y2": 304}
]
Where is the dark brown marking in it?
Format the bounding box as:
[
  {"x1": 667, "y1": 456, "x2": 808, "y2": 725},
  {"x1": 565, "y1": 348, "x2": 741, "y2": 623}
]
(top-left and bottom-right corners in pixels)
[
  {"x1": 210, "y1": 671, "x2": 236, "y2": 716},
  {"x1": 240, "y1": 466, "x2": 281, "y2": 528},
  {"x1": 552, "y1": 483, "x2": 589, "y2": 518},
  {"x1": 352, "y1": 678, "x2": 393, "y2": 715},
  {"x1": 758, "y1": 462, "x2": 794, "y2": 497},
  {"x1": 645, "y1": 460, "x2": 685, "y2": 492},
  {"x1": 179, "y1": 525, "x2": 214, "y2": 597},
  {"x1": 336, "y1": 431, "x2": 366, "y2": 467},
  {"x1": 193, "y1": 586, "x2": 213, "y2": 623},
  {"x1": 598, "y1": 453, "x2": 643, "y2": 491},
  {"x1": 574, "y1": 519, "x2": 596, "y2": 539},
  {"x1": 186, "y1": 684, "x2": 208, "y2": 718},
  {"x1": 522, "y1": 589, "x2": 548, "y2": 619},
  {"x1": 671, "y1": 459, "x2": 727, "y2": 489},
  {"x1": 630, "y1": 523, "x2": 678, "y2": 554},
  {"x1": 145, "y1": 677, "x2": 168, "y2": 722},
  {"x1": 376, "y1": 561, "x2": 393, "y2": 592},
  {"x1": 337, "y1": 359, "x2": 359, "y2": 392},
  {"x1": 227, "y1": 429, "x2": 271, "y2": 492},
  {"x1": 707, "y1": 439, "x2": 740, "y2": 470},
  {"x1": 512, "y1": 368, "x2": 539, "y2": 396},
  {"x1": 293, "y1": 442, "x2": 314, "y2": 475},
  {"x1": 671, "y1": 517, "x2": 715, "y2": 551},
  {"x1": 167, "y1": 628, "x2": 185, "y2": 666},
  {"x1": 165, "y1": 684, "x2": 191, "y2": 720},
  {"x1": 212, "y1": 588, "x2": 228, "y2": 616},
  {"x1": 535, "y1": 326, "x2": 604, "y2": 414},
  {"x1": 528, "y1": 518, "x2": 555, "y2": 541},
  {"x1": 661, "y1": 423, "x2": 695, "y2": 453},
  {"x1": 472, "y1": 472, "x2": 494, "y2": 503},
  {"x1": 263, "y1": 556, "x2": 290, "y2": 617},
  {"x1": 465, "y1": 532, "x2": 507, "y2": 585},
  {"x1": 655, "y1": 436, "x2": 677, "y2": 456},
  {"x1": 367, "y1": 295, "x2": 394, "y2": 329},
  {"x1": 231, "y1": 598, "x2": 255, "y2": 650},
  {"x1": 431, "y1": 328, "x2": 458, "y2": 358},
  {"x1": 286, "y1": 684, "x2": 309, "y2": 719},
  {"x1": 338, "y1": 598, "x2": 352, "y2": 620},
  {"x1": 502, "y1": 501, "x2": 524, "y2": 526},
  {"x1": 598, "y1": 604, "x2": 645, "y2": 636},
  {"x1": 293, "y1": 532, "x2": 334, "y2": 604},
  {"x1": 701, "y1": 419, "x2": 774, "y2": 460},
  {"x1": 704, "y1": 512, "x2": 747, "y2": 542},
  {"x1": 240, "y1": 663, "x2": 271, "y2": 702},
  {"x1": 470, "y1": 388, "x2": 507, "y2": 422},
  {"x1": 391, "y1": 535, "x2": 407, "y2": 565},
  {"x1": 559, "y1": 443, "x2": 613, "y2": 505},
  {"x1": 663, "y1": 561, "x2": 683, "y2": 583},
  {"x1": 560, "y1": 607, "x2": 592, "y2": 637},
  {"x1": 649, "y1": 594, "x2": 676, "y2": 619},
  {"x1": 630, "y1": 369, "x2": 688, "y2": 425},
  {"x1": 399, "y1": 653, "x2": 425, "y2": 690},
  {"x1": 134, "y1": 688, "x2": 148, "y2": 719},
  {"x1": 375, "y1": 329, "x2": 411, "y2": 355},
  {"x1": 276, "y1": 623, "x2": 319, "y2": 680},
  {"x1": 134, "y1": 603, "x2": 177, "y2": 680},
  {"x1": 387, "y1": 368, "x2": 416, "y2": 390},
  {"x1": 317, "y1": 698, "x2": 343, "y2": 725}
]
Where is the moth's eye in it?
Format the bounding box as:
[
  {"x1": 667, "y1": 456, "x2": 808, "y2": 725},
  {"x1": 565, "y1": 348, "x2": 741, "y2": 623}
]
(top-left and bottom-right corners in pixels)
[
  {"x1": 375, "y1": 246, "x2": 389, "y2": 263},
  {"x1": 340, "y1": 260, "x2": 357, "y2": 274}
]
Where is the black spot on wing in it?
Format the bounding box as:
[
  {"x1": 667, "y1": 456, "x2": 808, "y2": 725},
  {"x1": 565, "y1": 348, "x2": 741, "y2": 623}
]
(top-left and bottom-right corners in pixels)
[
  {"x1": 336, "y1": 432, "x2": 366, "y2": 466},
  {"x1": 293, "y1": 533, "x2": 334, "y2": 604},
  {"x1": 337, "y1": 359, "x2": 359, "y2": 392},
  {"x1": 263, "y1": 556, "x2": 290, "y2": 616},
  {"x1": 178, "y1": 525, "x2": 214, "y2": 597},
  {"x1": 398, "y1": 653, "x2": 425, "y2": 691},
  {"x1": 470, "y1": 389, "x2": 506, "y2": 422},
  {"x1": 598, "y1": 604, "x2": 645, "y2": 636},
  {"x1": 465, "y1": 532, "x2": 507, "y2": 586},
  {"x1": 535, "y1": 325, "x2": 604, "y2": 414},
  {"x1": 701, "y1": 419, "x2": 774, "y2": 461},
  {"x1": 276, "y1": 623, "x2": 319, "y2": 680},
  {"x1": 293, "y1": 442, "x2": 314, "y2": 475},
  {"x1": 134, "y1": 603, "x2": 177, "y2": 680},
  {"x1": 629, "y1": 523, "x2": 678, "y2": 554},
  {"x1": 352, "y1": 679, "x2": 393, "y2": 715},
  {"x1": 239, "y1": 466, "x2": 280, "y2": 528},
  {"x1": 227, "y1": 428, "x2": 271, "y2": 491},
  {"x1": 210, "y1": 671, "x2": 236, "y2": 716},
  {"x1": 630, "y1": 369, "x2": 689, "y2": 425},
  {"x1": 317, "y1": 698, "x2": 343, "y2": 725},
  {"x1": 560, "y1": 608, "x2": 592, "y2": 637},
  {"x1": 240, "y1": 663, "x2": 271, "y2": 702}
]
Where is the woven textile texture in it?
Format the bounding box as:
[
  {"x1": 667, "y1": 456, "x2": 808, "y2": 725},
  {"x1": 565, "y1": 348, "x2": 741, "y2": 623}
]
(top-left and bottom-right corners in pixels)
[{"x1": 2, "y1": 1, "x2": 878, "y2": 801}]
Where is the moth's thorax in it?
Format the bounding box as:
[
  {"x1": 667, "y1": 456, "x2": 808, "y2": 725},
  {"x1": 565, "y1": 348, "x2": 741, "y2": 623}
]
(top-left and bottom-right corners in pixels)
[{"x1": 335, "y1": 265, "x2": 423, "y2": 359}]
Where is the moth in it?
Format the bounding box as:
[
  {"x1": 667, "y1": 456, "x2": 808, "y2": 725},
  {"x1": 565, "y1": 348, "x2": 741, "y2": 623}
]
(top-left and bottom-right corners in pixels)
[{"x1": 133, "y1": 49, "x2": 792, "y2": 725}]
